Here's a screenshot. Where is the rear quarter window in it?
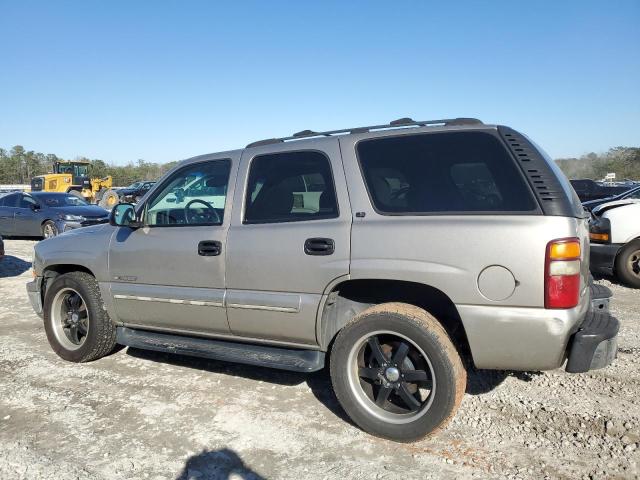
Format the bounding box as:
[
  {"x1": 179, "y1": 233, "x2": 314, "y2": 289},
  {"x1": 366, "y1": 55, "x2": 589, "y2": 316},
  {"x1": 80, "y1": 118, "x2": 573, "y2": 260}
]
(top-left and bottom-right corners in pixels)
[{"x1": 357, "y1": 131, "x2": 538, "y2": 214}]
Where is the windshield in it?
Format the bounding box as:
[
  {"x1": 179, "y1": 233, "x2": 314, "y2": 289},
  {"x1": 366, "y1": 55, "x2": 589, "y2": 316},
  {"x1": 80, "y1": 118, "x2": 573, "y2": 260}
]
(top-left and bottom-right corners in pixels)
[
  {"x1": 57, "y1": 164, "x2": 88, "y2": 176},
  {"x1": 127, "y1": 182, "x2": 142, "y2": 189},
  {"x1": 37, "y1": 194, "x2": 89, "y2": 207}
]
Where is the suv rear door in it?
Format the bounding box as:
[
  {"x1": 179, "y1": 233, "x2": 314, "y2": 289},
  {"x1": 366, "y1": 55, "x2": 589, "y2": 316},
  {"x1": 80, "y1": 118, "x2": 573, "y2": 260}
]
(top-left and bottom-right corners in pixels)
[{"x1": 225, "y1": 139, "x2": 351, "y2": 345}]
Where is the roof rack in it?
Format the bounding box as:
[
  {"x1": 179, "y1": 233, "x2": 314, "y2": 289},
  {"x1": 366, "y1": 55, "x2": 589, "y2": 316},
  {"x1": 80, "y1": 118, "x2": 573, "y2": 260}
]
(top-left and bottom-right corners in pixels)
[{"x1": 246, "y1": 117, "x2": 483, "y2": 148}]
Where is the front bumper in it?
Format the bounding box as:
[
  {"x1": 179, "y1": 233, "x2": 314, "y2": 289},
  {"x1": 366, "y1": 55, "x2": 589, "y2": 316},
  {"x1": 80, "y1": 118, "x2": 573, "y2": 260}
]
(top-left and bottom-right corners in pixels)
[
  {"x1": 26, "y1": 276, "x2": 43, "y2": 317},
  {"x1": 565, "y1": 283, "x2": 619, "y2": 373},
  {"x1": 589, "y1": 243, "x2": 622, "y2": 276}
]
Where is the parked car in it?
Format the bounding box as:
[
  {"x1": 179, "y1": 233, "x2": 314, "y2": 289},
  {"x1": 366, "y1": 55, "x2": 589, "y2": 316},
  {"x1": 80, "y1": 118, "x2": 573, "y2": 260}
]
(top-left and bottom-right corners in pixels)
[
  {"x1": 589, "y1": 199, "x2": 640, "y2": 288},
  {"x1": 0, "y1": 192, "x2": 109, "y2": 238},
  {"x1": 27, "y1": 117, "x2": 618, "y2": 441},
  {"x1": 117, "y1": 181, "x2": 156, "y2": 203},
  {"x1": 0, "y1": 234, "x2": 4, "y2": 261},
  {"x1": 570, "y1": 179, "x2": 630, "y2": 202},
  {"x1": 582, "y1": 184, "x2": 640, "y2": 212}
]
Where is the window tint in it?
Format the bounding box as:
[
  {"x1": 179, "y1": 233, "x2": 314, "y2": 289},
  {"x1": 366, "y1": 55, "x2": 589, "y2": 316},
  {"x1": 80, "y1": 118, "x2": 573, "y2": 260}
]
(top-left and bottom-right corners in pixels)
[
  {"x1": 357, "y1": 132, "x2": 537, "y2": 214},
  {"x1": 37, "y1": 194, "x2": 88, "y2": 207},
  {"x1": 245, "y1": 151, "x2": 338, "y2": 224},
  {"x1": 18, "y1": 195, "x2": 38, "y2": 209},
  {"x1": 145, "y1": 160, "x2": 231, "y2": 226}
]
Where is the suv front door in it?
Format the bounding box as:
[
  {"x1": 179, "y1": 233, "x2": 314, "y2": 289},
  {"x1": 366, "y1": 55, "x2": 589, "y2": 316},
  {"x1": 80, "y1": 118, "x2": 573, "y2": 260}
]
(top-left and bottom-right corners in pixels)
[
  {"x1": 107, "y1": 155, "x2": 238, "y2": 335},
  {"x1": 226, "y1": 140, "x2": 351, "y2": 345}
]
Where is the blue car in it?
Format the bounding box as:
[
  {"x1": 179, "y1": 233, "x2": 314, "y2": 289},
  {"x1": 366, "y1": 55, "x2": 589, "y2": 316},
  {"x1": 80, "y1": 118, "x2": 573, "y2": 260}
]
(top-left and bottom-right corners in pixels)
[{"x1": 0, "y1": 191, "x2": 110, "y2": 239}]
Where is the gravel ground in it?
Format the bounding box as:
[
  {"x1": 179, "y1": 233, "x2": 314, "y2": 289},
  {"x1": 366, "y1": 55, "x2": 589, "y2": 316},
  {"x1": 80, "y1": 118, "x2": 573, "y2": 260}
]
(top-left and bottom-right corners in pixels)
[{"x1": 0, "y1": 239, "x2": 638, "y2": 480}]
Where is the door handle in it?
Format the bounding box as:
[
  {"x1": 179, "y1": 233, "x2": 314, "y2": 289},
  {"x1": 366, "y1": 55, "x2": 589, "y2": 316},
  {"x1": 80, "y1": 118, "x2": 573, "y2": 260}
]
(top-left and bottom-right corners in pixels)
[
  {"x1": 304, "y1": 238, "x2": 335, "y2": 256},
  {"x1": 198, "y1": 240, "x2": 222, "y2": 256}
]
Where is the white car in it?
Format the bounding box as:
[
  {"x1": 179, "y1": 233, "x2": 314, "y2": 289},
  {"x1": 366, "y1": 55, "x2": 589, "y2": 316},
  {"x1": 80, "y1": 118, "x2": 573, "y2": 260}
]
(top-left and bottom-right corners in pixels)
[{"x1": 589, "y1": 199, "x2": 640, "y2": 288}]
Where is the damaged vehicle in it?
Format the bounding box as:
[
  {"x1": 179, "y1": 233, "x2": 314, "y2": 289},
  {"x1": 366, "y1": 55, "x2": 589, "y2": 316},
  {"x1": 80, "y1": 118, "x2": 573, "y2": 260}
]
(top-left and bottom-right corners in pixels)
[
  {"x1": 589, "y1": 199, "x2": 640, "y2": 288},
  {"x1": 27, "y1": 117, "x2": 619, "y2": 441}
]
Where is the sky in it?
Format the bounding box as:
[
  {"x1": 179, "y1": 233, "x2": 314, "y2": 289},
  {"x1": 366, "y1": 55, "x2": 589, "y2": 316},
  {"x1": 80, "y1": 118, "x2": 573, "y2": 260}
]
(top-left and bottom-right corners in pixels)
[{"x1": 0, "y1": 1, "x2": 638, "y2": 165}]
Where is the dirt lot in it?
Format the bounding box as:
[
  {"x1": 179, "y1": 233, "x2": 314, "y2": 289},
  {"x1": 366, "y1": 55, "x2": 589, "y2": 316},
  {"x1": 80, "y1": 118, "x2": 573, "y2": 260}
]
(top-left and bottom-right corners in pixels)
[{"x1": 0, "y1": 239, "x2": 638, "y2": 480}]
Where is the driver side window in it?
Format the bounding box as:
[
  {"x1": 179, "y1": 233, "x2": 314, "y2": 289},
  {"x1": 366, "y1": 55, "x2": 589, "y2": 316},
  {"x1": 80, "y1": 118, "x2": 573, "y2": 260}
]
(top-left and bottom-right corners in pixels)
[
  {"x1": 19, "y1": 195, "x2": 38, "y2": 209},
  {"x1": 145, "y1": 159, "x2": 231, "y2": 227}
]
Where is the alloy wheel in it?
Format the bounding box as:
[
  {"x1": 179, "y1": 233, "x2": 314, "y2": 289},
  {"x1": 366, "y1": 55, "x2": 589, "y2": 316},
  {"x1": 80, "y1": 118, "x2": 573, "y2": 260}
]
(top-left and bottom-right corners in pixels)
[
  {"x1": 346, "y1": 330, "x2": 436, "y2": 424},
  {"x1": 50, "y1": 288, "x2": 90, "y2": 350}
]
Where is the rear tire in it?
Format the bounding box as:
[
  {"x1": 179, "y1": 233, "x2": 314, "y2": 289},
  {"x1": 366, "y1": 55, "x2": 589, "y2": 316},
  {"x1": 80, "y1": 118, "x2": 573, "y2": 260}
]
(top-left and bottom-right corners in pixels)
[
  {"x1": 43, "y1": 271, "x2": 117, "y2": 362},
  {"x1": 330, "y1": 302, "x2": 466, "y2": 441},
  {"x1": 98, "y1": 189, "x2": 119, "y2": 209},
  {"x1": 41, "y1": 220, "x2": 58, "y2": 238},
  {"x1": 615, "y1": 240, "x2": 640, "y2": 288}
]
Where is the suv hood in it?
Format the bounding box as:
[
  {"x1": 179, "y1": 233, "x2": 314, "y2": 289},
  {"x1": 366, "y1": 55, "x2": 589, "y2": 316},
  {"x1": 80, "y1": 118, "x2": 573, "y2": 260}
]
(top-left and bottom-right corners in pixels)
[{"x1": 592, "y1": 199, "x2": 640, "y2": 216}]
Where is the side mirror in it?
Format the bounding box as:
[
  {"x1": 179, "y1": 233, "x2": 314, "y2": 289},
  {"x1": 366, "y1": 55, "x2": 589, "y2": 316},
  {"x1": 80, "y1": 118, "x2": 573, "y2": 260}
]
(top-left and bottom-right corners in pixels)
[
  {"x1": 30, "y1": 203, "x2": 41, "y2": 211},
  {"x1": 109, "y1": 203, "x2": 142, "y2": 228}
]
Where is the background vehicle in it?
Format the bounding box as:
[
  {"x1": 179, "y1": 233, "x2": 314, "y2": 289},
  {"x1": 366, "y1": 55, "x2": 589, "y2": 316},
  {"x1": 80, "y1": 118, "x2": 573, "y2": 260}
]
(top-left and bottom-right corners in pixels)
[
  {"x1": 589, "y1": 199, "x2": 640, "y2": 288},
  {"x1": 28, "y1": 117, "x2": 618, "y2": 442},
  {"x1": 582, "y1": 184, "x2": 640, "y2": 212},
  {"x1": 30, "y1": 160, "x2": 119, "y2": 208},
  {"x1": 0, "y1": 234, "x2": 4, "y2": 260},
  {"x1": 570, "y1": 179, "x2": 630, "y2": 202},
  {"x1": 0, "y1": 191, "x2": 109, "y2": 238},
  {"x1": 117, "y1": 181, "x2": 156, "y2": 203}
]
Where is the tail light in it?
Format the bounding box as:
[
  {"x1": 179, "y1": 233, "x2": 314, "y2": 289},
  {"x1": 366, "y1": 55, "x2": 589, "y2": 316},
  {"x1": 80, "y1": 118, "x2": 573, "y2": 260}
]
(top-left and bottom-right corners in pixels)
[{"x1": 545, "y1": 238, "x2": 581, "y2": 309}]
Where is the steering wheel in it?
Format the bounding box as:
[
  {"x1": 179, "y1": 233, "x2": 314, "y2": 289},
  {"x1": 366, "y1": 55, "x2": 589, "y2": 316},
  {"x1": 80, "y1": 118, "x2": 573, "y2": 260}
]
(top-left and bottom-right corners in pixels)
[{"x1": 184, "y1": 199, "x2": 220, "y2": 224}]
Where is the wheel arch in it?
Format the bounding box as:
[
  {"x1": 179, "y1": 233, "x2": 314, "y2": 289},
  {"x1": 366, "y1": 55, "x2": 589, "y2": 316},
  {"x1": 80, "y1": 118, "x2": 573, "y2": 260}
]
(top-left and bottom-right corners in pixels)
[
  {"x1": 318, "y1": 278, "x2": 472, "y2": 365},
  {"x1": 41, "y1": 264, "x2": 97, "y2": 307}
]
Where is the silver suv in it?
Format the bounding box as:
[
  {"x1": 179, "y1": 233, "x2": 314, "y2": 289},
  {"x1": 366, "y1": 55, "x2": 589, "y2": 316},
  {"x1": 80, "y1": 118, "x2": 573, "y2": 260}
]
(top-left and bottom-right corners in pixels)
[{"x1": 27, "y1": 117, "x2": 618, "y2": 441}]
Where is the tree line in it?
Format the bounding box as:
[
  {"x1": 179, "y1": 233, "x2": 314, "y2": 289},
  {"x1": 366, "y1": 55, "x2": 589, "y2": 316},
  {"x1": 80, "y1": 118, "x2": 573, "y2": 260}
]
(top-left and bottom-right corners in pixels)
[
  {"x1": 1, "y1": 144, "x2": 639, "y2": 187},
  {"x1": 0, "y1": 145, "x2": 178, "y2": 187},
  {"x1": 555, "y1": 147, "x2": 640, "y2": 182}
]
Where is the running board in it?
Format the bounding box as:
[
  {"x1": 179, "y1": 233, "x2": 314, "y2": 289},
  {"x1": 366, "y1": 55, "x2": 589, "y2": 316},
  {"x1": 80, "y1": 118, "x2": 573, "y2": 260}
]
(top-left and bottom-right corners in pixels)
[{"x1": 116, "y1": 327, "x2": 325, "y2": 373}]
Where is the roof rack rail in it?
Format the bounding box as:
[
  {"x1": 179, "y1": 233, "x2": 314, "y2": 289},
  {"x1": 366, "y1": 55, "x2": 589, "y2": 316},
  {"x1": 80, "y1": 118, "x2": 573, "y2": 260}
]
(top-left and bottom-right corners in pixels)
[{"x1": 246, "y1": 117, "x2": 483, "y2": 148}]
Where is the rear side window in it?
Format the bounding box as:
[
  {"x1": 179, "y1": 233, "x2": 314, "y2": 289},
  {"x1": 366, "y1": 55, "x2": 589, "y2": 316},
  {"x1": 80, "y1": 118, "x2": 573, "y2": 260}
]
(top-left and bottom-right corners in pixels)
[
  {"x1": 244, "y1": 151, "x2": 338, "y2": 224},
  {"x1": 357, "y1": 131, "x2": 537, "y2": 214}
]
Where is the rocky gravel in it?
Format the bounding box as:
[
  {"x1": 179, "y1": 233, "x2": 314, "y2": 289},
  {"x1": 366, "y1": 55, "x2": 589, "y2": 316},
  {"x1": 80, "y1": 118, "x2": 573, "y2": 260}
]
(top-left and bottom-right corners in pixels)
[{"x1": 0, "y1": 239, "x2": 638, "y2": 479}]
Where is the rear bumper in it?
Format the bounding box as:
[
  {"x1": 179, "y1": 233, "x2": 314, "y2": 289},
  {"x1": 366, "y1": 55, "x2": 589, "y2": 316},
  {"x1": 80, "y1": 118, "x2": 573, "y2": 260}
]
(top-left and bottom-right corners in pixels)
[
  {"x1": 589, "y1": 243, "x2": 622, "y2": 276},
  {"x1": 564, "y1": 281, "x2": 618, "y2": 372},
  {"x1": 565, "y1": 308, "x2": 619, "y2": 373},
  {"x1": 26, "y1": 276, "x2": 43, "y2": 317},
  {"x1": 458, "y1": 281, "x2": 618, "y2": 372}
]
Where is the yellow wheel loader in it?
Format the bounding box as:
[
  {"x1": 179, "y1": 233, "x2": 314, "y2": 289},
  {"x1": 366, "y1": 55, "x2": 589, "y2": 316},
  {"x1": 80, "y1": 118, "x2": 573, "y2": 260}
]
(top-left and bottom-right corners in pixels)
[{"x1": 30, "y1": 160, "x2": 120, "y2": 208}]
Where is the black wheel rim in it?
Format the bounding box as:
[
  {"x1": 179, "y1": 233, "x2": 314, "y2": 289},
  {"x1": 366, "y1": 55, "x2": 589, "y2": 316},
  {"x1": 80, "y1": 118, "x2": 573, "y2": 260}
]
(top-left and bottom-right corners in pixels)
[
  {"x1": 347, "y1": 331, "x2": 436, "y2": 423},
  {"x1": 51, "y1": 288, "x2": 89, "y2": 350}
]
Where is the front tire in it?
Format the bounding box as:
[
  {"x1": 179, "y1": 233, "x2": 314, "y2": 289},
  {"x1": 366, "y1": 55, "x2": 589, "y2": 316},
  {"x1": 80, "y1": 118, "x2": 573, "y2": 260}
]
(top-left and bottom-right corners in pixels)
[
  {"x1": 41, "y1": 220, "x2": 58, "y2": 239},
  {"x1": 330, "y1": 302, "x2": 466, "y2": 441},
  {"x1": 615, "y1": 240, "x2": 640, "y2": 288},
  {"x1": 43, "y1": 271, "x2": 117, "y2": 362}
]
